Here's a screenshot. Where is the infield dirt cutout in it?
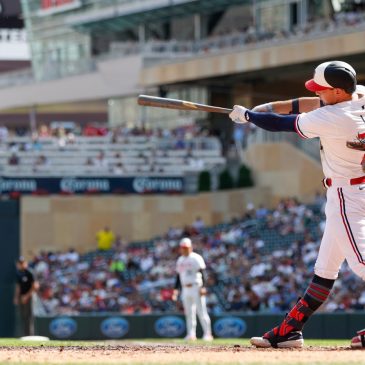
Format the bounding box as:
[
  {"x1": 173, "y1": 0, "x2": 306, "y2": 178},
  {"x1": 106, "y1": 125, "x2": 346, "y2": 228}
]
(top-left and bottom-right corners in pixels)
[{"x1": 0, "y1": 343, "x2": 364, "y2": 364}]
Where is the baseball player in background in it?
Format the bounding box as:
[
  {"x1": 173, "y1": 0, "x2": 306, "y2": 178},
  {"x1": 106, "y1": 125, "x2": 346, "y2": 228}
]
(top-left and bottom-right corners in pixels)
[
  {"x1": 172, "y1": 237, "x2": 213, "y2": 341},
  {"x1": 229, "y1": 60, "x2": 365, "y2": 349}
]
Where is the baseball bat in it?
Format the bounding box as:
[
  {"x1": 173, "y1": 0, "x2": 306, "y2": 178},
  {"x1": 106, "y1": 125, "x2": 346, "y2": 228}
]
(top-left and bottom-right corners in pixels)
[{"x1": 137, "y1": 95, "x2": 232, "y2": 114}]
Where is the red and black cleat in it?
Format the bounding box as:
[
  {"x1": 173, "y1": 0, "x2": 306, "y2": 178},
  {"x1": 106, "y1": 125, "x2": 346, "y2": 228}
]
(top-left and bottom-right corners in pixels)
[
  {"x1": 250, "y1": 298, "x2": 313, "y2": 349},
  {"x1": 250, "y1": 327, "x2": 304, "y2": 349},
  {"x1": 351, "y1": 329, "x2": 365, "y2": 349}
]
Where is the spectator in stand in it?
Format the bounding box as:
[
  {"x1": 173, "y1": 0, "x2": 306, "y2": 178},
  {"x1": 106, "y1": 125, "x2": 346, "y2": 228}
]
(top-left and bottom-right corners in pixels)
[
  {"x1": 192, "y1": 216, "x2": 205, "y2": 233},
  {"x1": 0, "y1": 125, "x2": 8, "y2": 142},
  {"x1": 85, "y1": 157, "x2": 95, "y2": 166},
  {"x1": 110, "y1": 256, "x2": 126, "y2": 275},
  {"x1": 245, "y1": 284, "x2": 261, "y2": 311},
  {"x1": 31, "y1": 134, "x2": 43, "y2": 152},
  {"x1": 8, "y1": 153, "x2": 19, "y2": 166},
  {"x1": 57, "y1": 127, "x2": 67, "y2": 150},
  {"x1": 233, "y1": 124, "x2": 246, "y2": 149},
  {"x1": 256, "y1": 205, "x2": 269, "y2": 219},
  {"x1": 228, "y1": 292, "x2": 246, "y2": 311},
  {"x1": 174, "y1": 135, "x2": 186, "y2": 149},
  {"x1": 34, "y1": 155, "x2": 49, "y2": 167},
  {"x1": 38, "y1": 125, "x2": 51, "y2": 137},
  {"x1": 112, "y1": 162, "x2": 124, "y2": 175},
  {"x1": 96, "y1": 226, "x2": 115, "y2": 251},
  {"x1": 32, "y1": 197, "x2": 365, "y2": 316},
  {"x1": 94, "y1": 150, "x2": 109, "y2": 168}
]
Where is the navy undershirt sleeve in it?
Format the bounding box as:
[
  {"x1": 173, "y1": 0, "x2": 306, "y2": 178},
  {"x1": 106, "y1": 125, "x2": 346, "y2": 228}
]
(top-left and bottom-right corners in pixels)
[{"x1": 245, "y1": 110, "x2": 297, "y2": 132}]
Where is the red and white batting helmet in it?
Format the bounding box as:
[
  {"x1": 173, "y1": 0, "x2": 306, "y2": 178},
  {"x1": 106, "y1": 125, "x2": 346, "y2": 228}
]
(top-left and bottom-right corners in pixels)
[{"x1": 305, "y1": 61, "x2": 356, "y2": 94}]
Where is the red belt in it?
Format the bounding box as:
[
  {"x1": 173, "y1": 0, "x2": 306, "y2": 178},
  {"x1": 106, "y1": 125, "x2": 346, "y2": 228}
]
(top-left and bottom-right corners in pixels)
[{"x1": 323, "y1": 176, "x2": 365, "y2": 188}]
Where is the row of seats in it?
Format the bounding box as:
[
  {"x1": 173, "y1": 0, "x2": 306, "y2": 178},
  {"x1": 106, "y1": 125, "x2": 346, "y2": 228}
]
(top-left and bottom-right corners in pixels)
[
  {"x1": 2, "y1": 164, "x2": 208, "y2": 175},
  {"x1": 1, "y1": 136, "x2": 225, "y2": 176},
  {"x1": 1, "y1": 149, "x2": 222, "y2": 157}
]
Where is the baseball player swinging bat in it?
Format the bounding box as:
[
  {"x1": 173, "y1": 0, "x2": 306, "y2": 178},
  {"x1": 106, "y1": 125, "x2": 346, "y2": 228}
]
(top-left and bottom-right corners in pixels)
[{"x1": 137, "y1": 95, "x2": 232, "y2": 114}]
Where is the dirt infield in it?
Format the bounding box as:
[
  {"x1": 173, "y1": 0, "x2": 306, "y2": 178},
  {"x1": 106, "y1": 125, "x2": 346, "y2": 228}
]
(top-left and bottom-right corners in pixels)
[{"x1": 0, "y1": 343, "x2": 364, "y2": 364}]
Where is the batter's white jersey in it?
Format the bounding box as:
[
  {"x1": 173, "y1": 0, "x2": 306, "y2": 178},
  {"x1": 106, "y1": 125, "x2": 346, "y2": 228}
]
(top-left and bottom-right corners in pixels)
[
  {"x1": 295, "y1": 85, "x2": 365, "y2": 179},
  {"x1": 176, "y1": 252, "x2": 206, "y2": 287},
  {"x1": 294, "y1": 85, "x2": 365, "y2": 281}
]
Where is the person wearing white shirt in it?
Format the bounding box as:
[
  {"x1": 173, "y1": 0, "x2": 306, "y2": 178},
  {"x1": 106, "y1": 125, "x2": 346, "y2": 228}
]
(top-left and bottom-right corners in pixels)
[
  {"x1": 229, "y1": 60, "x2": 365, "y2": 349},
  {"x1": 172, "y1": 237, "x2": 213, "y2": 341}
]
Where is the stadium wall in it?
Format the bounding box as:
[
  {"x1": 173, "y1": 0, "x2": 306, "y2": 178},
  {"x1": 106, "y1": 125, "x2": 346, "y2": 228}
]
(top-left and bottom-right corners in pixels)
[
  {"x1": 0, "y1": 54, "x2": 143, "y2": 110},
  {"x1": 140, "y1": 30, "x2": 365, "y2": 86},
  {"x1": 0, "y1": 200, "x2": 20, "y2": 337},
  {"x1": 20, "y1": 187, "x2": 271, "y2": 254},
  {"x1": 35, "y1": 312, "x2": 365, "y2": 340},
  {"x1": 244, "y1": 142, "x2": 323, "y2": 204}
]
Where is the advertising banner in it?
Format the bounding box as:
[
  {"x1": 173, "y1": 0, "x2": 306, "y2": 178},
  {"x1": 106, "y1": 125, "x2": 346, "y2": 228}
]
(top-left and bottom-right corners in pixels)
[
  {"x1": 35, "y1": 312, "x2": 364, "y2": 340},
  {"x1": 0, "y1": 176, "x2": 184, "y2": 195}
]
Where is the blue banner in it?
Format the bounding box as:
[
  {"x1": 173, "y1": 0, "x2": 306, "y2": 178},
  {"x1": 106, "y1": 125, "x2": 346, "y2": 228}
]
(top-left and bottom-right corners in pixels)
[{"x1": 0, "y1": 176, "x2": 184, "y2": 195}]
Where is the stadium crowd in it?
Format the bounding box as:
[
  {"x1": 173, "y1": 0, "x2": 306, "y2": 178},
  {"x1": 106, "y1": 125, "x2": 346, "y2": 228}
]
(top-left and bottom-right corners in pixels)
[
  {"x1": 0, "y1": 122, "x2": 212, "y2": 145},
  {"x1": 29, "y1": 195, "x2": 365, "y2": 316},
  {"x1": 110, "y1": 10, "x2": 365, "y2": 57}
]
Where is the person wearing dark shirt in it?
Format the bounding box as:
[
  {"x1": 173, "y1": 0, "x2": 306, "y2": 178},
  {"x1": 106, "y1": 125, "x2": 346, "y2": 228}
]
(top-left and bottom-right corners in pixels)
[{"x1": 14, "y1": 257, "x2": 37, "y2": 336}]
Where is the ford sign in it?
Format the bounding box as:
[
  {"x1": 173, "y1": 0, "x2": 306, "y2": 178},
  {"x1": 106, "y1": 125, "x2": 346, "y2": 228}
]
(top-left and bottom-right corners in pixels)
[
  {"x1": 154, "y1": 316, "x2": 185, "y2": 338},
  {"x1": 213, "y1": 317, "x2": 246, "y2": 338},
  {"x1": 49, "y1": 317, "x2": 77, "y2": 339},
  {"x1": 100, "y1": 317, "x2": 129, "y2": 338}
]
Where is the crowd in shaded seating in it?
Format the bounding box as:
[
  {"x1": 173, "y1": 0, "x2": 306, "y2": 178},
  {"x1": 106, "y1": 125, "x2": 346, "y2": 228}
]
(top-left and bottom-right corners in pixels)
[
  {"x1": 0, "y1": 122, "x2": 215, "y2": 147},
  {"x1": 0, "y1": 123, "x2": 225, "y2": 177},
  {"x1": 30, "y1": 195, "x2": 365, "y2": 316}
]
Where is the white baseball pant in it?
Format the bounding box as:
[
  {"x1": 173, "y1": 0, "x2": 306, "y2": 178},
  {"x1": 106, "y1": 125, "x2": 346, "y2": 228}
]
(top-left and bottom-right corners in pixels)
[
  {"x1": 315, "y1": 184, "x2": 365, "y2": 280},
  {"x1": 181, "y1": 286, "x2": 212, "y2": 337}
]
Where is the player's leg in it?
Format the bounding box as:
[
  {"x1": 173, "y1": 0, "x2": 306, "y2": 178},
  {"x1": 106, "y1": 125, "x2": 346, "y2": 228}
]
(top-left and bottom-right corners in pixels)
[
  {"x1": 195, "y1": 288, "x2": 213, "y2": 340},
  {"x1": 332, "y1": 186, "x2": 365, "y2": 348},
  {"x1": 251, "y1": 274, "x2": 336, "y2": 348},
  {"x1": 182, "y1": 289, "x2": 197, "y2": 340},
  {"x1": 251, "y1": 189, "x2": 344, "y2": 348},
  {"x1": 335, "y1": 187, "x2": 365, "y2": 280}
]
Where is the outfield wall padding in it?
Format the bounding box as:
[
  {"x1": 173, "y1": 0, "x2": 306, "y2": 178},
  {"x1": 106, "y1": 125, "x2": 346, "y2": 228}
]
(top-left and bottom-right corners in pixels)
[
  {"x1": 0, "y1": 200, "x2": 20, "y2": 337},
  {"x1": 35, "y1": 312, "x2": 365, "y2": 340}
]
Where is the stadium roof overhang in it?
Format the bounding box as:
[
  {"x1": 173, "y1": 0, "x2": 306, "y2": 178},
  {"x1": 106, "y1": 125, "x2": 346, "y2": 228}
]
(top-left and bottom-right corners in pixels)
[{"x1": 66, "y1": 0, "x2": 252, "y2": 33}]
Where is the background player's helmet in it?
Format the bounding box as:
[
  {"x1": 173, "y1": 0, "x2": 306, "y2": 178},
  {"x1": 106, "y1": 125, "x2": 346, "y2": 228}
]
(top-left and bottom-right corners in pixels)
[{"x1": 305, "y1": 61, "x2": 356, "y2": 94}]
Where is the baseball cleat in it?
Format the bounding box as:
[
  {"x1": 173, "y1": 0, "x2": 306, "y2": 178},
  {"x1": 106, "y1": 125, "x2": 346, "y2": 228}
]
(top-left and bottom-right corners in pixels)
[
  {"x1": 250, "y1": 331, "x2": 304, "y2": 349},
  {"x1": 250, "y1": 336, "x2": 272, "y2": 348},
  {"x1": 350, "y1": 328, "x2": 365, "y2": 349},
  {"x1": 202, "y1": 334, "x2": 214, "y2": 341}
]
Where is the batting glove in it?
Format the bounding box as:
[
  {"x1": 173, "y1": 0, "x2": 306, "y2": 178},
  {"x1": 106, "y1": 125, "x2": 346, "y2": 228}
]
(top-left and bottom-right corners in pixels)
[{"x1": 229, "y1": 105, "x2": 249, "y2": 124}]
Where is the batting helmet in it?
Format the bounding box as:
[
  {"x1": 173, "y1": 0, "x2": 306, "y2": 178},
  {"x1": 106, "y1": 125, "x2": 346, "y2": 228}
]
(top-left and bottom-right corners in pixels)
[{"x1": 305, "y1": 61, "x2": 356, "y2": 94}]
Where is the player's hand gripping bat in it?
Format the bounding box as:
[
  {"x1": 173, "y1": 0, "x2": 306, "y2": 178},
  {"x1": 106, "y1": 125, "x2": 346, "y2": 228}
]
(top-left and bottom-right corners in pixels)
[{"x1": 137, "y1": 95, "x2": 232, "y2": 114}]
